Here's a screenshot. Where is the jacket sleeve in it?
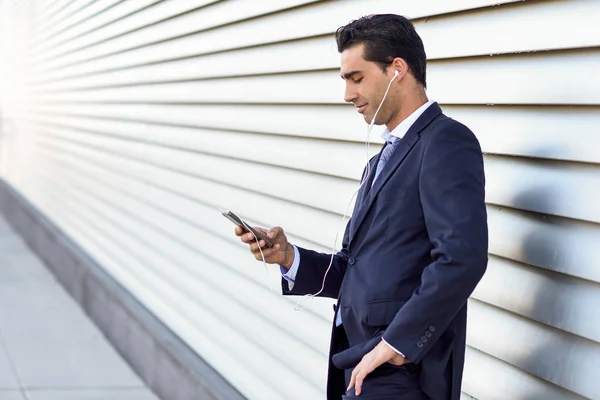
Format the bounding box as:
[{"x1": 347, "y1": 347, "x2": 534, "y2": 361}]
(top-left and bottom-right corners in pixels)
[
  {"x1": 381, "y1": 121, "x2": 488, "y2": 363},
  {"x1": 281, "y1": 222, "x2": 350, "y2": 299}
]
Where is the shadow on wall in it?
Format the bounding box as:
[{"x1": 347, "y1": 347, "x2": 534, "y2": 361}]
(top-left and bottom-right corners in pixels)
[{"x1": 512, "y1": 185, "x2": 590, "y2": 400}]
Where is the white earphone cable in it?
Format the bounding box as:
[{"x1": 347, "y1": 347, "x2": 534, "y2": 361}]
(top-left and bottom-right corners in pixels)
[{"x1": 293, "y1": 70, "x2": 399, "y2": 311}]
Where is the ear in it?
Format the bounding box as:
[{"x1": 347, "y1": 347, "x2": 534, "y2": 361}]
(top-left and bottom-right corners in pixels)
[{"x1": 391, "y1": 57, "x2": 409, "y2": 80}]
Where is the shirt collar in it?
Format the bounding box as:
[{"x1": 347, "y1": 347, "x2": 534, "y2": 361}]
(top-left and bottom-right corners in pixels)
[{"x1": 381, "y1": 100, "x2": 435, "y2": 143}]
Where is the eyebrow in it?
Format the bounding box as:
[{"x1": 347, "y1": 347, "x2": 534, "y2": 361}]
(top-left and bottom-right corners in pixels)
[{"x1": 341, "y1": 70, "x2": 361, "y2": 80}]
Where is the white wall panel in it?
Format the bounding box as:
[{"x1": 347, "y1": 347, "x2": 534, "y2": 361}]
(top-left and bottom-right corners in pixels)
[
  {"x1": 2, "y1": 1, "x2": 599, "y2": 399},
  {"x1": 474, "y1": 256, "x2": 600, "y2": 342},
  {"x1": 30, "y1": 50, "x2": 600, "y2": 105},
  {"x1": 30, "y1": 0, "x2": 600, "y2": 85},
  {"x1": 467, "y1": 299, "x2": 600, "y2": 399},
  {"x1": 28, "y1": 0, "x2": 521, "y2": 75},
  {"x1": 487, "y1": 207, "x2": 600, "y2": 282},
  {"x1": 29, "y1": 0, "x2": 80, "y2": 37},
  {"x1": 31, "y1": 0, "x2": 163, "y2": 61},
  {"x1": 463, "y1": 347, "x2": 586, "y2": 400},
  {"x1": 30, "y1": 103, "x2": 600, "y2": 163},
  {"x1": 30, "y1": 0, "x2": 119, "y2": 49}
]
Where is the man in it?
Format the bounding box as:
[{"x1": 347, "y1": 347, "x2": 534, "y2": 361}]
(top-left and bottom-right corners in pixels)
[{"x1": 236, "y1": 14, "x2": 488, "y2": 400}]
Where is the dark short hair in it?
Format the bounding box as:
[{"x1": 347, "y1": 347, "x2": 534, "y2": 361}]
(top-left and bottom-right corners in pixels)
[{"x1": 335, "y1": 14, "x2": 427, "y2": 87}]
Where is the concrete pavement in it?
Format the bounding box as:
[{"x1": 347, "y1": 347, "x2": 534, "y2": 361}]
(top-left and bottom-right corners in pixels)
[{"x1": 0, "y1": 215, "x2": 159, "y2": 400}]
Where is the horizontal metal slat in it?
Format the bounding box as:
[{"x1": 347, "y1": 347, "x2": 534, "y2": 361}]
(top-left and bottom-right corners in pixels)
[
  {"x1": 485, "y1": 155, "x2": 600, "y2": 224},
  {"x1": 445, "y1": 105, "x2": 600, "y2": 164},
  {"x1": 467, "y1": 299, "x2": 600, "y2": 398},
  {"x1": 463, "y1": 346, "x2": 586, "y2": 400},
  {"x1": 31, "y1": 50, "x2": 600, "y2": 105},
  {"x1": 419, "y1": 0, "x2": 600, "y2": 59},
  {"x1": 29, "y1": 0, "x2": 78, "y2": 36},
  {"x1": 31, "y1": 103, "x2": 600, "y2": 165},
  {"x1": 473, "y1": 255, "x2": 600, "y2": 343},
  {"x1": 30, "y1": 0, "x2": 119, "y2": 50},
  {"x1": 460, "y1": 392, "x2": 476, "y2": 400},
  {"x1": 487, "y1": 207, "x2": 600, "y2": 283},
  {"x1": 30, "y1": 0, "x2": 163, "y2": 63}
]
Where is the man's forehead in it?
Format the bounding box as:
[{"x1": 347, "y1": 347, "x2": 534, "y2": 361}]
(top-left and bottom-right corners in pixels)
[
  {"x1": 341, "y1": 43, "x2": 365, "y2": 63},
  {"x1": 340, "y1": 44, "x2": 367, "y2": 74}
]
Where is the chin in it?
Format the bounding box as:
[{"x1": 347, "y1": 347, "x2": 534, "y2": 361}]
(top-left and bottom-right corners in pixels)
[{"x1": 366, "y1": 116, "x2": 382, "y2": 125}]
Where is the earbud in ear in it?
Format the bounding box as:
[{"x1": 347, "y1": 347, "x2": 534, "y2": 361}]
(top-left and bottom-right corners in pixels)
[{"x1": 394, "y1": 70, "x2": 399, "y2": 77}]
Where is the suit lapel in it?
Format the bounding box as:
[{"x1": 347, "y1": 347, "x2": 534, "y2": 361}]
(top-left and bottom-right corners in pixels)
[{"x1": 348, "y1": 103, "x2": 443, "y2": 245}]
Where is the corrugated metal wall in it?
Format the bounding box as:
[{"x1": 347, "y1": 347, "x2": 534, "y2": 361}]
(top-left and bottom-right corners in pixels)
[{"x1": 1, "y1": 1, "x2": 599, "y2": 399}]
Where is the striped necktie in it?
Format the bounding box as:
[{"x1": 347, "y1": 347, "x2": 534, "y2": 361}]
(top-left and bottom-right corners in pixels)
[{"x1": 372, "y1": 137, "x2": 400, "y2": 186}]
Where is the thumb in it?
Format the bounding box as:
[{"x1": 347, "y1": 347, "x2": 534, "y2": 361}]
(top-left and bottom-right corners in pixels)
[{"x1": 268, "y1": 226, "x2": 282, "y2": 239}]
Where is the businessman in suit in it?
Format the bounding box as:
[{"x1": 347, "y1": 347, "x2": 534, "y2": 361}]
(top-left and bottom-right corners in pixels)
[{"x1": 236, "y1": 14, "x2": 488, "y2": 400}]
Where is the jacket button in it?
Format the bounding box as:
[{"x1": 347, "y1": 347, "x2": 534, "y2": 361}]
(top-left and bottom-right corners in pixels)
[
  {"x1": 420, "y1": 335, "x2": 427, "y2": 343},
  {"x1": 425, "y1": 331, "x2": 432, "y2": 338},
  {"x1": 417, "y1": 341, "x2": 424, "y2": 348},
  {"x1": 348, "y1": 256, "x2": 356, "y2": 265},
  {"x1": 428, "y1": 325, "x2": 435, "y2": 332}
]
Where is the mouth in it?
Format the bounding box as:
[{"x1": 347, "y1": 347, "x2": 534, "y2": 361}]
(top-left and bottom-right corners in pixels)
[{"x1": 356, "y1": 104, "x2": 368, "y2": 114}]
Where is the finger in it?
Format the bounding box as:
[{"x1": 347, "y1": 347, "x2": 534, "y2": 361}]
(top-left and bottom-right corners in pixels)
[
  {"x1": 347, "y1": 369, "x2": 356, "y2": 391},
  {"x1": 259, "y1": 244, "x2": 280, "y2": 256},
  {"x1": 355, "y1": 357, "x2": 379, "y2": 396},
  {"x1": 355, "y1": 371, "x2": 365, "y2": 396},
  {"x1": 234, "y1": 225, "x2": 244, "y2": 236},
  {"x1": 240, "y1": 232, "x2": 255, "y2": 244},
  {"x1": 249, "y1": 240, "x2": 268, "y2": 252},
  {"x1": 254, "y1": 245, "x2": 281, "y2": 261}
]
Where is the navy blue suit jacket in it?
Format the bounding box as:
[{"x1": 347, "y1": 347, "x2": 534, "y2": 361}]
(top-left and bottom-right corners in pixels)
[{"x1": 282, "y1": 103, "x2": 488, "y2": 400}]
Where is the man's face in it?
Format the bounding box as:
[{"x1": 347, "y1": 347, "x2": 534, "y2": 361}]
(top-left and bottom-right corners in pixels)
[{"x1": 340, "y1": 44, "x2": 396, "y2": 125}]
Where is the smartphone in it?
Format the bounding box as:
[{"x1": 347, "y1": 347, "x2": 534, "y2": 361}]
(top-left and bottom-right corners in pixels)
[{"x1": 221, "y1": 210, "x2": 275, "y2": 248}]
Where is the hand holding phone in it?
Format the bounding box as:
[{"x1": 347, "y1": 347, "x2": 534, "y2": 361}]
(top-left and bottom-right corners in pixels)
[
  {"x1": 221, "y1": 210, "x2": 274, "y2": 248},
  {"x1": 220, "y1": 209, "x2": 295, "y2": 268}
]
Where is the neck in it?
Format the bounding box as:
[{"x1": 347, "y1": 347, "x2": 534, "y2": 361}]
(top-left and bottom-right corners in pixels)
[{"x1": 385, "y1": 90, "x2": 429, "y2": 132}]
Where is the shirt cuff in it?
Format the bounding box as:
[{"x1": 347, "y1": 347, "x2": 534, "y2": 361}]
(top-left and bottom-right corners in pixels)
[
  {"x1": 280, "y1": 245, "x2": 300, "y2": 290},
  {"x1": 382, "y1": 338, "x2": 406, "y2": 358}
]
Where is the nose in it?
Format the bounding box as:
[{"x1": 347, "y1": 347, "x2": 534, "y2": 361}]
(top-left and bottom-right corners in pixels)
[{"x1": 344, "y1": 81, "x2": 358, "y2": 104}]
